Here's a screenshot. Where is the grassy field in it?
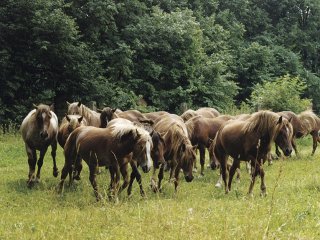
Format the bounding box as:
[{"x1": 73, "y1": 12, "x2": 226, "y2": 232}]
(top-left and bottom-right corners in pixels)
[{"x1": 1, "y1": 133, "x2": 320, "y2": 240}]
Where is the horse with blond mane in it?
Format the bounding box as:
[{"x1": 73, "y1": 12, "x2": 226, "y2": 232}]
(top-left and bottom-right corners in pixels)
[
  {"x1": 67, "y1": 101, "x2": 100, "y2": 127},
  {"x1": 58, "y1": 121, "x2": 153, "y2": 201},
  {"x1": 21, "y1": 104, "x2": 59, "y2": 187},
  {"x1": 151, "y1": 114, "x2": 196, "y2": 192},
  {"x1": 298, "y1": 110, "x2": 320, "y2": 155},
  {"x1": 213, "y1": 110, "x2": 293, "y2": 196}
]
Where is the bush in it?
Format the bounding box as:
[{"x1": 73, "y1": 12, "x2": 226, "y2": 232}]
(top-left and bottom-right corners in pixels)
[{"x1": 250, "y1": 75, "x2": 311, "y2": 113}]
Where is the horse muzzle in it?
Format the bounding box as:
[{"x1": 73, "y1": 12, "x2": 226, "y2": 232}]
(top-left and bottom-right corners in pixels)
[
  {"x1": 40, "y1": 131, "x2": 48, "y2": 139},
  {"x1": 284, "y1": 148, "x2": 292, "y2": 157},
  {"x1": 141, "y1": 165, "x2": 151, "y2": 173},
  {"x1": 185, "y1": 175, "x2": 194, "y2": 182}
]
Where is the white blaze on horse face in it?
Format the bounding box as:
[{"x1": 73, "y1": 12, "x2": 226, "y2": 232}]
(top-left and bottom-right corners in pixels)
[{"x1": 145, "y1": 140, "x2": 152, "y2": 169}]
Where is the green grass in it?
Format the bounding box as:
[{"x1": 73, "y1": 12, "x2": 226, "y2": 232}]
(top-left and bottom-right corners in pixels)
[{"x1": 1, "y1": 134, "x2": 320, "y2": 239}]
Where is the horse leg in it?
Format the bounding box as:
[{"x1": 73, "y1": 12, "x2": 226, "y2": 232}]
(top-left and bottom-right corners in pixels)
[
  {"x1": 199, "y1": 145, "x2": 205, "y2": 176},
  {"x1": 248, "y1": 161, "x2": 259, "y2": 196},
  {"x1": 259, "y1": 165, "x2": 267, "y2": 197},
  {"x1": 26, "y1": 145, "x2": 37, "y2": 187},
  {"x1": 57, "y1": 160, "x2": 73, "y2": 194},
  {"x1": 275, "y1": 144, "x2": 281, "y2": 157},
  {"x1": 118, "y1": 163, "x2": 129, "y2": 194},
  {"x1": 51, "y1": 140, "x2": 59, "y2": 177},
  {"x1": 173, "y1": 163, "x2": 181, "y2": 192},
  {"x1": 127, "y1": 162, "x2": 137, "y2": 196},
  {"x1": 89, "y1": 164, "x2": 100, "y2": 201},
  {"x1": 311, "y1": 132, "x2": 318, "y2": 155},
  {"x1": 292, "y1": 137, "x2": 299, "y2": 157},
  {"x1": 157, "y1": 163, "x2": 165, "y2": 192},
  {"x1": 218, "y1": 153, "x2": 229, "y2": 194},
  {"x1": 73, "y1": 156, "x2": 83, "y2": 180},
  {"x1": 108, "y1": 166, "x2": 115, "y2": 200},
  {"x1": 36, "y1": 147, "x2": 48, "y2": 182},
  {"x1": 227, "y1": 159, "x2": 240, "y2": 191}
]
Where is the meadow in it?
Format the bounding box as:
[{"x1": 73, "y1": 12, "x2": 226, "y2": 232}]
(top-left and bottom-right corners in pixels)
[{"x1": 1, "y1": 133, "x2": 320, "y2": 240}]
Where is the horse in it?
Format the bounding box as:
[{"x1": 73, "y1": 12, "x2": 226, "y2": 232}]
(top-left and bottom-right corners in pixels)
[
  {"x1": 298, "y1": 110, "x2": 320, "y2": 155},
  {"x1": 275, "y1": 111, "x2": 306, "y2": 157},
  {"x1": 67, "y1": 101, "x2": 100, "y2": 127},
  {"x1": 151, "y1": 114, "x2": 196, "y2": 192},
  {"x1": 57, "y1": 121, "x2": 153, "y2": 201},
  {"x1": 185, "y1": 116, "x2": 229, "y2": 175},
  {"x1": 98, "y1": 108, "x2": 154, "y2": 128},
  {"x1": 180, "y1": 109, "x2": 199, "y2": 122},
  {"x1": 196, "y1": 107, "x2": 220, "y2": 118},
  {"x1": 20, "y1": 104, "x2": 59, "y2": 187},
  {"x1": 212, "y1": 110, "x2": 293, "y2": 196},
  {"x1": 57, "y1": 114, "x2": 86, "y2": 148},
  {"x1": 143, "y1": 111, "x2": 170, "y2": 123}
]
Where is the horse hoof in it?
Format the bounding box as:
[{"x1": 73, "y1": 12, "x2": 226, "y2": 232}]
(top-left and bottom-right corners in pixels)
[
  {"x1": 260, "y1": 191, "x2": 267, "y2": 197},
  {"x1": 73, "y1": 175, "x2": 81, "y2": 181},
  {"x1": 53, "y1": 170, "x2": 59, "y2": 178}
]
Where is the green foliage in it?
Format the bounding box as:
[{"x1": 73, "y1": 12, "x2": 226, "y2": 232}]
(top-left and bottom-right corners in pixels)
[{"x1": 250, "y1": 75, "x2": 311, "y2": 112}]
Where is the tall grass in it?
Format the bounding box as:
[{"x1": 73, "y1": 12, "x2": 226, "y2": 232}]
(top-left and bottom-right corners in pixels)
[{"x1": 1, "y1": 134, "x2": 320, "y2": 239}]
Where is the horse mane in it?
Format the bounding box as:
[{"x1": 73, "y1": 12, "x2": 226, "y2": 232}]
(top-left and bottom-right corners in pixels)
[
  {"x1": 181, "y1": 109, "x2": 198, "y2": 121},
  {"x1": 242, "y1": 110, "x2": 281, "y2": 140},
  {"x1": 298, "y1": 110, "x2": 320, "y2": 133},
  {"x1": 109, "y1": 119, "x2": 151, "y2": 144}
]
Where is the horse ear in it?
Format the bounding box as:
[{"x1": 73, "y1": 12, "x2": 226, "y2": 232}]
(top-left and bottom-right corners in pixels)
[
  {"x1": 277, "y1": 116, "x2": 283, "y2": 124},
  {"x1": 33, "y1": 103, "x2": 38, "y2": 109},
  {"x1": 192, "y1": 145, "x2": 198, "y2": 151},
  {"x1": 77, "y1": 101, "x2": 82, "y2": 107},
  {"x1": 288, "y1": 117, "x2": 292, "y2": 123},
  {"x1": 66, "y1": 114, "x2": 71, "y2": 122},
  {"x1": 49, "y1": 104, "x2": 54, "y2": 111},
  {"x1": 97, "y1": 108, "x2": 103, "y2": 113},
  {"x1": 112, "y1": 108, "x2": 117, "y2": 113},
  {"x1": 66, "y1": 101, "x2": 70, "y2": 106},
  {"x1": 78, "y1": 116, "x2": 83, "y2": 123}
]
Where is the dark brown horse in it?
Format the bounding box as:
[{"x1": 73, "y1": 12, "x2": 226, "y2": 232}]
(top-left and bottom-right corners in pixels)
[
  {"x1": 67, "y1": 101, "x2": 100, "y2": 127},
  {"x1": 151, "y1": 114, "x2": 196, "y2": 192},
  {"x1": 57, "y1": 114, "x2": 86, "y2": 148},
  {"x1": 98, "y1": 107, "x2": 118, "y2": 128},
  {"x1": 213, "y1": 110, "x2": 293, "y2": 196},
  {"x1": 298, "y1": 110, "x2": 320, "y2": 155},
  {"x1": 185, "y1": 116, "x2": 229, "y2": 175},
  {"x1": 58, "y1": 121, "x2": 153, "y2": 201},
  {"x1": 20, "y1": 104, "x2": 59, "y2": 187}
]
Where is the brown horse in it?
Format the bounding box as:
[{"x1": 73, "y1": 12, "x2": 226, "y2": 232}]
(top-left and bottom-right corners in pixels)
[
  {"x1": 196, "y1": 107, "x2": 220, "y2": 118},
  {"x1": 185, "y1": 116, "x2": 229, "y2": 175},
  {"x1": 151, "y1": 114, "x2": 196, "y2": 192},
  {"x1": 143, "y1": 111, "x2": 170, "y2": 123},
  {"x1": 57, "y1": 114, "x2": 86, "y2": 148},
  {"x1": 213, "y1": 110, "x2": 293, "y2": 196},
  {"x1": 275, "y1": 111, "x2": 306, "y2": 156},
  {"x1": 106, "y1": 118, "x2": 165, "y2": 197},
  {"x1": 67, "y1": 101, "x2": 100, "y2": 127},
  {"x1": 298, "y1": 110, "x2": 320, "y2": 155},
  {"x1": 20, "y1": 104, "x2": 59, "y2": 187},
  {"x1": 180, "y1": 109, "x2": 198, "y2": 122},
  {"x1": 58, "y1": 121, "x2": 153, "y2": 201},
  {"x1": 99, "y1": 108, "x2": 154, "y2": 128}
]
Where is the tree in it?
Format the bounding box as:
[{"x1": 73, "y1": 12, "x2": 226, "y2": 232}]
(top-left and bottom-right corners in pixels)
[{"x1": 250, "y1": 75, "x2": 311, "y2": 113}]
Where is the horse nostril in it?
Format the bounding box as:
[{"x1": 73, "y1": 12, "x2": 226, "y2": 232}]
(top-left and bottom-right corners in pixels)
[
  {"x1": 142, "y1": 166, "x2": 150, "y2": 173},
  {"x1": 40, "y1": 131, "x2": 48, "y2": 138},
  {"x1": 185, "y1": 175, "x2": 194, "y2": 182},
  {"x1": 285, "y1": 149, "x2": 292, "y2": 156}
]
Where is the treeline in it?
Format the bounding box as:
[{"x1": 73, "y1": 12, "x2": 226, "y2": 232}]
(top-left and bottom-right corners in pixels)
[{"x1": 1, "y1": 0, "x2": 320, "y2": 128}]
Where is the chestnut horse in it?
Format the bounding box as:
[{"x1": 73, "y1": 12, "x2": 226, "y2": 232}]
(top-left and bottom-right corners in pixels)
[
  {"x1": 58, "y1": 122, "x2": 153, "y2": 201},
  {"x1": 57, "y1": 114, "x2": 86, "y2": 148},
  {"x1": 213, "y1": 110, "x2": 293, "y2": 196},
  {"x1": 20, "y1": 104, "x2": 59, "y2": 187},
  {"x1": 151, "y1": 114, "x2": 196, "y2": 192},
  {"x1": 275, "y1": 111, "x2": 307, "y2": 156},
  {"x1": 67, "y1": 101, "x2": 100, "y2": 127},
  {"x1": 298, "y1": 110, "x2": 320, "y2": 155},
  {"x1": 185, "y1": 116, "x2": 229, "y2": 175}
]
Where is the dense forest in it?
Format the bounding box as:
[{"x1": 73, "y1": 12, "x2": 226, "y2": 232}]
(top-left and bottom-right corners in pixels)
[{"x1": 1, "y1": 0, "x2": 320, "y2": 128}]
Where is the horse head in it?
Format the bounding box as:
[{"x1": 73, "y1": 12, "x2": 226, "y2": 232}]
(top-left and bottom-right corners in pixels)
[
  {"x1": 98, "y1": 107, "x2": 117, "y2": 128},
  {"x1": 150, "y1": 130, "x2": 166, "y2": 169},
  {"x1": 66, "y1": 114, "x2": 84, "y2": 132},
  {"x1": 275, "y1": 116, "x2": 293, "y2": 156},
  {"x1": 33, "y1": 104, "x2": 54, "y2": 139},
  {"x1": 67, "y1": 101, "x2": 82, "y2": 115},
  {"x1": 178, "y1": 141, "x2": 196, "y2": 182}
]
